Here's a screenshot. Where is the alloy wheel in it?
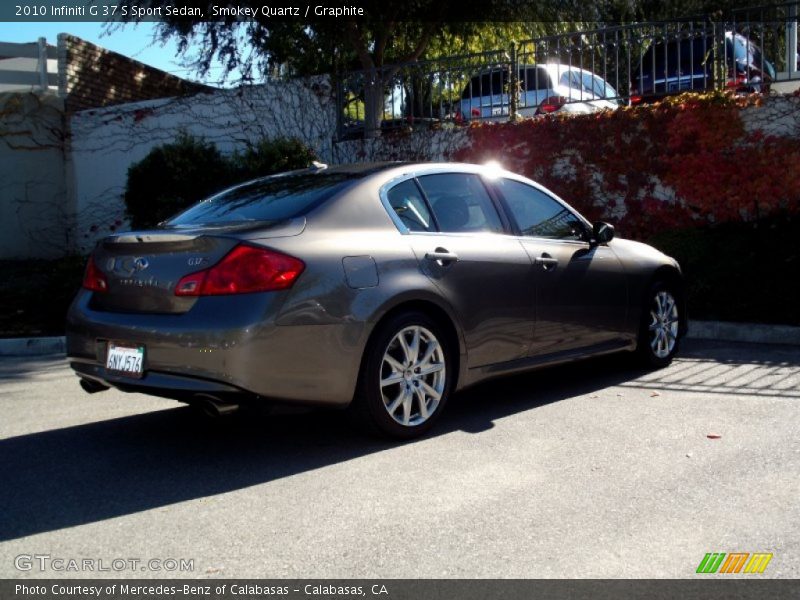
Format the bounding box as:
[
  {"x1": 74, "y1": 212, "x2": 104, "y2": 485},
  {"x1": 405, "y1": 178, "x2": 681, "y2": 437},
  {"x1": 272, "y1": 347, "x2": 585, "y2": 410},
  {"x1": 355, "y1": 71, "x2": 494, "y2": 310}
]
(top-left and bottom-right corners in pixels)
[
  {"x1": 649, "y1": 290, "x2": 679, "y2": 359},
  {"x1": 379, "y1": 325, "x2": 446, "y2": 427}
]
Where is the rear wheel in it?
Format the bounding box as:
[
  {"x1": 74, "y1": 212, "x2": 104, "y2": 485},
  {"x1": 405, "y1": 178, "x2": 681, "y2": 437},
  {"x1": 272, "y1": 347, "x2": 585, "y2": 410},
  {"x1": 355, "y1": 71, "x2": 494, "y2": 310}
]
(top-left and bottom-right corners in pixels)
[
  {"x1": 636, "y1": 282, "x2": 681, "y2": 368},
  {"x1": 352, "y1": 311, "x2": 453, "y2": 439}
]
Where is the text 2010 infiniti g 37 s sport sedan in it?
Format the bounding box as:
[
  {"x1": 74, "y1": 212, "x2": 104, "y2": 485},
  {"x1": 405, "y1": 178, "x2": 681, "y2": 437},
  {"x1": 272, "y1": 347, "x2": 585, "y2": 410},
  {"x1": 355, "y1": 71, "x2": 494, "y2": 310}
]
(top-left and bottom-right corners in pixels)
[{"x1": 67, "y1": 162, "x2": 685, "y2": 438}]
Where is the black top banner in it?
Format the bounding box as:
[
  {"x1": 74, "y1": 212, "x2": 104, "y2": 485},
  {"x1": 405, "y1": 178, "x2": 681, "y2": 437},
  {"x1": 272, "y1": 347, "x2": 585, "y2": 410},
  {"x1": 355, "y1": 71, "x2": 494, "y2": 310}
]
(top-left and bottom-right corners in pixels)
[{"x1": 0, "y1": 0, "x2": 766, "y2": 23}]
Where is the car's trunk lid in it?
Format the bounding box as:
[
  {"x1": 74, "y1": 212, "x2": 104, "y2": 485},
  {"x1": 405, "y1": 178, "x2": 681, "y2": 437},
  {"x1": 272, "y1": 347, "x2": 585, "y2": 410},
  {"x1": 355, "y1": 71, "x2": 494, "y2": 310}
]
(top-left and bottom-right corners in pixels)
[{"x1": 89, "y1": 220, "x2": 303, "y2": 314}]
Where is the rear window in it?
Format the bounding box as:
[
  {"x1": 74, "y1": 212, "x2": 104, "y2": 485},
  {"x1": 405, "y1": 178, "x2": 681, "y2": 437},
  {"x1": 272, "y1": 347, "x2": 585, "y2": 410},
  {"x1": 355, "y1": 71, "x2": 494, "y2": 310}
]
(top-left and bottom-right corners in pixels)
[
  {"x1": 462, "y1": 67, "x2": 553, "y2": 99},
  {"x1": 462, "y1": 69, "x2": 508, "y2": 99},
  {"x1": 521, "y1": 67, "x2": 552, "y2": 91},
  {"x1": 641, "y1": 37, "x2": 714, "y2": 72},
  {"x1": 166, "y1": 173, "x2": 359, "y2": 226}
]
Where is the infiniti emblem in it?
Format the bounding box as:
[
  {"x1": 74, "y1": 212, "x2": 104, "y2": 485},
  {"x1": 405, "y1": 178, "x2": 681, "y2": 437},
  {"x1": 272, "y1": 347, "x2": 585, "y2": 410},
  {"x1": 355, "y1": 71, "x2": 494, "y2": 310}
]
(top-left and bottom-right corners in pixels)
[{"x1": 110, "y1": 256, "x2": 150, "y2": 276}]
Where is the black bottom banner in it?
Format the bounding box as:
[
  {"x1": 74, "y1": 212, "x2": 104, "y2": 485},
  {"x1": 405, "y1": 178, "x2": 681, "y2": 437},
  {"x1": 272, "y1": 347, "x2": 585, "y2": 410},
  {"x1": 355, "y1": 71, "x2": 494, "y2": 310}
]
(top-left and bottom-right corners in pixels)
[{"x1": 3, "y1": 579, "x2": 800, "y2": 600}]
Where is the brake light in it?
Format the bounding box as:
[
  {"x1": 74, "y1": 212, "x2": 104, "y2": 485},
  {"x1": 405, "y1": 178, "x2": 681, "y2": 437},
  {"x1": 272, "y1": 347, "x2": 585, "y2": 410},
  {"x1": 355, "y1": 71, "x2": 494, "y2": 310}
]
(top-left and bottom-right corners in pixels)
[
  {"x1": 82, "y1": 255, "x2": 108, "y2": 293},
  {"x1": 538, "y1": 96, "x2": 567, "y2": 114},
  {"x1": 630, "y1": 94, "x2": 643, "y2": 105},
  {"x1": 726, "y1": 73, "x2": 748, "y2": 88},
  {"x1": 175, "y1": 244, "x2": 305, "y2": 296}
]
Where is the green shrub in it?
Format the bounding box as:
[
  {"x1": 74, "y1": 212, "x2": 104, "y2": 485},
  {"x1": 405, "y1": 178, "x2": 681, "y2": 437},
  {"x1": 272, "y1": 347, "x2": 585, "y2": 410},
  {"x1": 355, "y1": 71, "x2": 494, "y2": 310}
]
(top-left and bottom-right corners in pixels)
[
  {"x1": 233, "y1": 137, "x2": 318, "y2": 181},
  {"x1": 124, "y1": 133, "x2": 233, "y2": 229},
  {"x1": 124, "y1": 134, "x2": 317, "y2": 229}
]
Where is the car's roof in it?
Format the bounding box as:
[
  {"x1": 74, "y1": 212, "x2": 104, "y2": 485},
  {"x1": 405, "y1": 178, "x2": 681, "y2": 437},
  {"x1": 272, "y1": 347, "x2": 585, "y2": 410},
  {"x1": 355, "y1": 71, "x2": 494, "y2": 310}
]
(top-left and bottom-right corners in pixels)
[
  {"x1": 292, "y1": 161, "x2": 535, "y2": 190},
  {"x1": 314, "y1": 161, "x2": 412, "y2": 175},
  {"x1": 291, "y1": 161, "x2": 501, "y2": 179},
  {"x1": 468, "y1": 63, "x2": 608, "y2": 76}
]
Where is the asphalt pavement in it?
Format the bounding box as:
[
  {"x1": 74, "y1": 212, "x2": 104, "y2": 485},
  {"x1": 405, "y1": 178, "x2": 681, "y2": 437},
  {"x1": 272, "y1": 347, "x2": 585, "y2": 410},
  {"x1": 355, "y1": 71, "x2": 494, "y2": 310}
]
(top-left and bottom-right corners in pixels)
[{"x1": 0, "y1": 340, "x2": 798, "y2": 578}]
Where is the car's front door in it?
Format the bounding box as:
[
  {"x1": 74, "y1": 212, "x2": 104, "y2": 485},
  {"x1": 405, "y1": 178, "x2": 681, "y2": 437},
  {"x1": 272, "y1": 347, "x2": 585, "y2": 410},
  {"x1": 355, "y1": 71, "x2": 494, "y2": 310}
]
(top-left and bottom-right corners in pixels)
[
  {"x1": 385, "y1": 173, "x2": 534, "y2": 368},
  {"x1": 488, "y1": 177, "x2": 629, "y2": 357}
]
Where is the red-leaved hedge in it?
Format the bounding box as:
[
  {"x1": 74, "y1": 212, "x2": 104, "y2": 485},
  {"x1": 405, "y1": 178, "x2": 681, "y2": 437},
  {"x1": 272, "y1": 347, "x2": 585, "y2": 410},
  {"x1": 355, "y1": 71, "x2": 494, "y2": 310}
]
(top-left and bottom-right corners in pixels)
[{"x1": 453, "y1": 91, "x2": 800, "y2": 239}]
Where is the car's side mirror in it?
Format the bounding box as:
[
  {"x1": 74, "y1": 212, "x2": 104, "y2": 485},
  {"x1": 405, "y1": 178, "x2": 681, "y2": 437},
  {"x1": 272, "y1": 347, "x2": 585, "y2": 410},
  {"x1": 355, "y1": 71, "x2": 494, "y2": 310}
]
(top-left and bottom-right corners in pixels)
[{"x1": 591, "y1": 221, "x2": 615, "y2": 245}]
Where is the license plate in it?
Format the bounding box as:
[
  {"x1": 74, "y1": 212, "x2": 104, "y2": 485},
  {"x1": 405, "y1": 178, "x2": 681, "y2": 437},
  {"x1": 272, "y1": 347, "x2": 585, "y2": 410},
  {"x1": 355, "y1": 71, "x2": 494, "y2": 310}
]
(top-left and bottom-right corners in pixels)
[{"x1": 106, "y1": 343, "x2": 144, "y2": 378}]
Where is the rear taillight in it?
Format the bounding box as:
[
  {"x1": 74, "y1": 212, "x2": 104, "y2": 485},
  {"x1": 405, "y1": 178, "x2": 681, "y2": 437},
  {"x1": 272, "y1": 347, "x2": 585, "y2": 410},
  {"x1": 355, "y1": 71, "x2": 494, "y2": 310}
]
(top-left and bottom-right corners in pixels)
[
  {"x1": 538, "y1": 96, "x2": 567, "y2": 114},
  {"x1": 726, "y1": 73, "x2": 748, "y2": 88},
  {"x1": 174, "y1": 244, "x2": 305, "y2": 296},
  {"x1": 82, "y1": 256, "x2": 108, "y2": 293}
]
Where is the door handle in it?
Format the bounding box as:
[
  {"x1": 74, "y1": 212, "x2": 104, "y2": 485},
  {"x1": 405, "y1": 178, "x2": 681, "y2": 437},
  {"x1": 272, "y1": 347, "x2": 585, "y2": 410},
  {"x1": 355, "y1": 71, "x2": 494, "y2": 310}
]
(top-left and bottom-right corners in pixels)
[
  {"x1": 425, "y1": 248, "x2": 459, "y2": 264},
  {"x1": 534, "y1": 253, "x2": 558, "y2": 271}
]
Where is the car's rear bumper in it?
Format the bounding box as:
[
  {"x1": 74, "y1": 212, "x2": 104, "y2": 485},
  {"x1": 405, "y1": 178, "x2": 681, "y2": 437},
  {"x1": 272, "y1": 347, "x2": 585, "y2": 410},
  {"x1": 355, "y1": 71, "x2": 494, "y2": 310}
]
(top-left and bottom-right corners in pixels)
[{"x1": 66, "y1": 290, "x2": 368, "y2": 407}]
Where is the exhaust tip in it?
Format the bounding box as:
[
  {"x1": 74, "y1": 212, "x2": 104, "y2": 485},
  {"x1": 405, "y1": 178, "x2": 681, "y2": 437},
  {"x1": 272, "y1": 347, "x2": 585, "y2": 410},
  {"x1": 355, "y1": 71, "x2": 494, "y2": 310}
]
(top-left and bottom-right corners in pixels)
[
  {"x1": 194, "y1": 393, "x2": 239, "y2": 417},
  {"x1": 79, "y1": 378, "x2": 109, "y2": 394}
]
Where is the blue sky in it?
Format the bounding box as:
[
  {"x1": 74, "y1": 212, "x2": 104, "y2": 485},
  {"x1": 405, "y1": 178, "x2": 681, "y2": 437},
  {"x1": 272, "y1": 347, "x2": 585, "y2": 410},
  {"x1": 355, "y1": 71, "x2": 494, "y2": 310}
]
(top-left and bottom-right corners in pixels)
[{"x1": 1, "y1": 22, "x2": 229, "y2": 84}]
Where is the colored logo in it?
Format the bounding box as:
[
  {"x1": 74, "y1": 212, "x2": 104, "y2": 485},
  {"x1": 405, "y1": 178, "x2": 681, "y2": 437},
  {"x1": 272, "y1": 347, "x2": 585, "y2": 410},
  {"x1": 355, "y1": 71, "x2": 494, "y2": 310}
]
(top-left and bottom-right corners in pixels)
[{"x1": 696, "y1": 552, "x2": 773, "y2": 574}]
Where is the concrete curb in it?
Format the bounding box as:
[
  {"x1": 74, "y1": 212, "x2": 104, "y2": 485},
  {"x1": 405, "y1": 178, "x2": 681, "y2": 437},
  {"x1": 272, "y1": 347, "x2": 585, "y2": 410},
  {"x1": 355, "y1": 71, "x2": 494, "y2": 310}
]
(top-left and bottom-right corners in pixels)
[
  {"x1": 0, "y1": 336, "x2": 65, "y2": 357},
  {"x1": 0, "y1": 320, "x2": 798, "y2": 357},
  {"x1": 687, "y1": 320, "x2": 800, "y2": 346}
]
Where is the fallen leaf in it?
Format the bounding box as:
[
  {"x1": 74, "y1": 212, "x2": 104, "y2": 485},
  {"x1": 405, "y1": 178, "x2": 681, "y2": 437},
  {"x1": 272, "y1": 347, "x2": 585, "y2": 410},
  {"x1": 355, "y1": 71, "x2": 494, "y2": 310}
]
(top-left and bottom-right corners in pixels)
[
  {"x1": 707, "y1": 433, "x2": 722, "y2": 439},
  {"x1": 650, "y1": 391, "x2": 661, "y2": 397}
]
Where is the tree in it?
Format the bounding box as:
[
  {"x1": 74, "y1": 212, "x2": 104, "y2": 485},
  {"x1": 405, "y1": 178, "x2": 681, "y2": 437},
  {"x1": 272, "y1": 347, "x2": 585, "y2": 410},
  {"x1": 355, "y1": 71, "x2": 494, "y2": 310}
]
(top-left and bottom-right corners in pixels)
[
  {"x1": 116, "y1": 1, "x2": 593, "y2": 136},
  {"x1": 117, "y1": 0, "x2": 759, "y2": 136}
]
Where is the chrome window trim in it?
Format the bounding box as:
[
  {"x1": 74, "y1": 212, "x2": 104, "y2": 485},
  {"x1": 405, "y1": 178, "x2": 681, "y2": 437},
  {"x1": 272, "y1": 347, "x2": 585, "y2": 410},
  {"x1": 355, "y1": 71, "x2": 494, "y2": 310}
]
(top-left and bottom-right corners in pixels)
[
  {"x1": 378, "y1": 164, "x2": 592, "y2": 242},
  {"x1": 379, "y1": 165, "x2": 508, "y2": 235}
]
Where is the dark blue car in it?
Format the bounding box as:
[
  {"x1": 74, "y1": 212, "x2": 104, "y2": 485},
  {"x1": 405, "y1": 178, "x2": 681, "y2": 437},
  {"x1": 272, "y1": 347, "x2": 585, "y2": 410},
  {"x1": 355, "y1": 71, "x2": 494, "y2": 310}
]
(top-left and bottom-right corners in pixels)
[{"x1": 630, "y1": 32, "x2": 776, "y2": 104}]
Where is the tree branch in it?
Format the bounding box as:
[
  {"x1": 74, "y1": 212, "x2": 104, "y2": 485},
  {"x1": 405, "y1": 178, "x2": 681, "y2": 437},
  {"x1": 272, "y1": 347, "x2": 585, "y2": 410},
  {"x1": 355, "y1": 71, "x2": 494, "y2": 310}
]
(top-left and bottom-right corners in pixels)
[
  {"x1": 398, "y1": 22, "x2": 437, "y2": 64},
  {"x1": 345, "y1": 20, "x2": 374, "y2": 70}
]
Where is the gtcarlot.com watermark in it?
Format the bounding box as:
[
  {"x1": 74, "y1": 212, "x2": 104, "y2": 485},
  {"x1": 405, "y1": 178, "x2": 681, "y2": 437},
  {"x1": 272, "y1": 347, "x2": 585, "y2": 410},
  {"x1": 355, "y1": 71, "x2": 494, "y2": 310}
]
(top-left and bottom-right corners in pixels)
[{"x1": 14, "y1": 554, "x2": 194, "y2": 573}]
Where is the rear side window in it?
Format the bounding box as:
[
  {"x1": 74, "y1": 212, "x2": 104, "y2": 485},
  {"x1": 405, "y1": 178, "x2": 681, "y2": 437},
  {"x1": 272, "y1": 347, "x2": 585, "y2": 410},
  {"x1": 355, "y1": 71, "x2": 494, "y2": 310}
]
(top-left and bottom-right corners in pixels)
[
  {"x1": 520, "y1": 67, "x2": 552, "y2": 91},
  {"x1": 462, "y1": 69, "x2": 508, "y2": 99},
  {"x1": 386, "y1": 179, "x2": 434, "y2": 232},
  {"x1": 494, "y1": 178, "x2": 585, "y2": 240},
  {"x1": 166, "y1": 173, "x2": 358, "y2": 226},
  {"x1": 416, "y1": 173, "x2": 503, "y2": 234}
]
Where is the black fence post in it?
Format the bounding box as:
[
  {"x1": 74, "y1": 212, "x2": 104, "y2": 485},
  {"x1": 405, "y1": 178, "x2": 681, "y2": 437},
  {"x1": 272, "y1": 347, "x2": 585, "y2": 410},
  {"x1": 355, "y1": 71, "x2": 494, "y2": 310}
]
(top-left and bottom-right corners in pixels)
[
  {"x1": 509, "y1": 41, "x2": 520, "y2": 121},
  {"x1": 710, "y1": 11, "x2": 726, "y2": 90},
  {"x1": 335, "y1": 77, "x2": 344, "y2": 141}
]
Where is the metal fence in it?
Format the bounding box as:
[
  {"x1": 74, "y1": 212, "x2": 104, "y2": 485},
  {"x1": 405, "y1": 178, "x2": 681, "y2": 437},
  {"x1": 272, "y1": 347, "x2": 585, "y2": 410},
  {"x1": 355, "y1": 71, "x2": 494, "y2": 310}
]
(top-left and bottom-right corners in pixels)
[
  {"x1": 336, "y1": 1, "x2": 800, "y2": 139},
  {"x1": 336, "y1": 48, "x2": 510, "y2": 139},
  {"x1": 0, "y1": 37, "x2": 58, "y2": 94}
]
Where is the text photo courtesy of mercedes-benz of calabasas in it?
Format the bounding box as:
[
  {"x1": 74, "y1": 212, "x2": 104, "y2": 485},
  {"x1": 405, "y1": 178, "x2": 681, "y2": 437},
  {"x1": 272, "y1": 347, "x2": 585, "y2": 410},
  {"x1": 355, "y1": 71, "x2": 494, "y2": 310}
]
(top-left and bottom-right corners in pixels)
[{"x1": 67, "y1": 162, "x2": 686, "y2": 438}]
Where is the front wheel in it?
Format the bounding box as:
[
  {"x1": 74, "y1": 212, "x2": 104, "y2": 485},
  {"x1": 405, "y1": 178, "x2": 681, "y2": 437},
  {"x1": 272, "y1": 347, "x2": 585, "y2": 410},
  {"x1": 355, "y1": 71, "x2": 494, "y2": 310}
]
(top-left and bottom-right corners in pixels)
[
  {"x1": 636, "y1": 282, "x2": 681, "y2": 368},
  {"x1": 351, "y1": 311, "x2": 454, "y2": 439}
]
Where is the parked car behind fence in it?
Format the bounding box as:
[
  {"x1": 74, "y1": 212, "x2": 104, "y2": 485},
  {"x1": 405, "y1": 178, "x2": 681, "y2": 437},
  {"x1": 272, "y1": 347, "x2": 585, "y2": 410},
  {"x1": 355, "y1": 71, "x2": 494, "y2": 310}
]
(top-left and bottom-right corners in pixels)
[
  {"x1": 630, "y1": 31, "x2": 777, "y2": 104},
  {"x1": 457, "y1": 64, "x2": 621, "y2": 121}
]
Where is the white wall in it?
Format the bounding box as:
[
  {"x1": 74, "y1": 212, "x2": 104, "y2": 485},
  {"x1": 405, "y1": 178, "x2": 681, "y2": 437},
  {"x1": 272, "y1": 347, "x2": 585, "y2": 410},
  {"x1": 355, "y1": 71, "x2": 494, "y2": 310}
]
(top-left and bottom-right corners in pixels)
[
  {"x1": 69, "y1": 76, "x2": 337, "y2": 253},
  {"x1": 0, "y1": 92, "x2": 69, "y2": 259}
]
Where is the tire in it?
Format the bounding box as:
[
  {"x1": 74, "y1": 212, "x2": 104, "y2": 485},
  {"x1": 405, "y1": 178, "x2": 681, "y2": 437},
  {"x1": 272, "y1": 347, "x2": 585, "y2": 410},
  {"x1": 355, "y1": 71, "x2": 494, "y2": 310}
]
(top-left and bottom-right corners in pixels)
[
  {"x1": 636, "y1": 281, "x2": 681, "y2": 369},
  {"x1": 351, "y1": 310, "x2": 454, "y2": 439}
]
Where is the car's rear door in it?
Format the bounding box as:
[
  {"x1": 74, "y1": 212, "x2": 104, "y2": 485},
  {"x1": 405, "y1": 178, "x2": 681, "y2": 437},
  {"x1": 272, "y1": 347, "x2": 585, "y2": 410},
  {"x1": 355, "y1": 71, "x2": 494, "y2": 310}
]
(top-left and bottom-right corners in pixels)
[{"x1": 384, "y1": 173, "x2": 534, "y2": 368}]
